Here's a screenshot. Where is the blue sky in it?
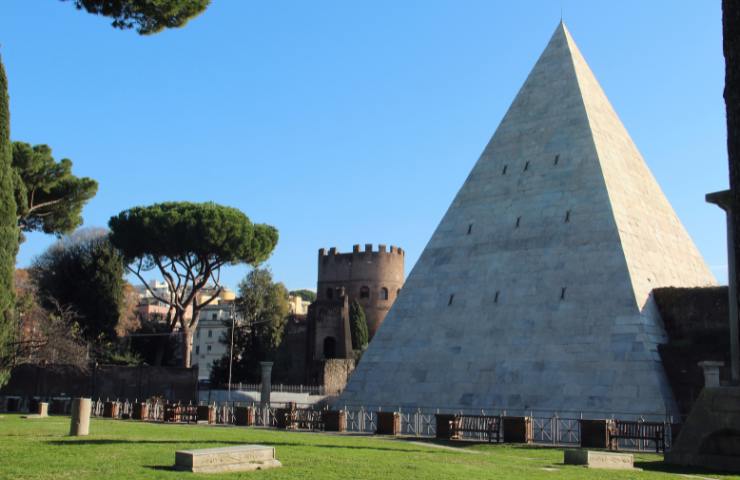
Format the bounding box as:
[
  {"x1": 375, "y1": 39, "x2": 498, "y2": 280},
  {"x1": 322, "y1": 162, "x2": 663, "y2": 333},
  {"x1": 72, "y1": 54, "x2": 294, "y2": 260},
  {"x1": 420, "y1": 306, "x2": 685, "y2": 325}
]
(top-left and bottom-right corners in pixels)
[{"x1": 1, "y1": 1, "x2": 729, "y2": 291}]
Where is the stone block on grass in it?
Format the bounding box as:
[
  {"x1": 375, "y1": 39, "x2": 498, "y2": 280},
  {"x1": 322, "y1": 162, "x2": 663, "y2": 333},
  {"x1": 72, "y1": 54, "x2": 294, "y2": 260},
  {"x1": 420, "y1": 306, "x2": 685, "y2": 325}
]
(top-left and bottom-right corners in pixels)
[
  {"x1": 175, "y1": 445, "x2": 281, "y2": 473},
  {"x1": 564, "y1": 449, "x2": 634, "y2": 470}
]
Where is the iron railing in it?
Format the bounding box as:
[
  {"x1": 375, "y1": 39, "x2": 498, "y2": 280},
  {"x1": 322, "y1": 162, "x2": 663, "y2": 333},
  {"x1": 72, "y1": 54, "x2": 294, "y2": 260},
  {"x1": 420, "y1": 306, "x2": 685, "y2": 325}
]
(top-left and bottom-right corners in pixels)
[{"x1": 0, "y1": 394, "x2": 676, "y2": 452}]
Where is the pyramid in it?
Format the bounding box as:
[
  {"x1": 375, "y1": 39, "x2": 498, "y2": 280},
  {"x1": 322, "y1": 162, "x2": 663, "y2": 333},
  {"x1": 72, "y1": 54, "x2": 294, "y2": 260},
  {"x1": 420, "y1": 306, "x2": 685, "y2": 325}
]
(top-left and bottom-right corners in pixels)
[{"x1": 337, "y1": 22, "x2": 716, "y2": 418}]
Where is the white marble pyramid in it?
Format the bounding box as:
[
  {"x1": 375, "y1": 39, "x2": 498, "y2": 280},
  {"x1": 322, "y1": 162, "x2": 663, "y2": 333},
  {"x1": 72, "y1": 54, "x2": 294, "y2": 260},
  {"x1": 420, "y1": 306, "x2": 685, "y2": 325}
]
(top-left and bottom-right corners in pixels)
[{"x1": 337, "y1": 22, "x2": 716, "y2": 417}]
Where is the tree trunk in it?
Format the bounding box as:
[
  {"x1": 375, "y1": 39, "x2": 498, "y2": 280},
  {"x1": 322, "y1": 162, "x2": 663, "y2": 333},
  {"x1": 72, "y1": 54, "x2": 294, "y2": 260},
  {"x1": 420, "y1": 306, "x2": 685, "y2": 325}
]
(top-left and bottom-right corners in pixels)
[
  {"x1": 182, "y1": 327, "x2": 192, "y2": 368},
  {"x1": 174, "y1": 310, "x2": 192, "y2": 368},
  {"x1": 184, "y1": 306, "x2": 202, "y2": 369}
]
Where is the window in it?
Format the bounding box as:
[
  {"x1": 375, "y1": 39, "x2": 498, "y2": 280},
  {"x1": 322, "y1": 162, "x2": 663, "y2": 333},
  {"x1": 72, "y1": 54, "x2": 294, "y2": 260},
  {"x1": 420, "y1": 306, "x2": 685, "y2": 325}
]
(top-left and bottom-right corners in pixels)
[
  {"x1": 560, "y1": 287, "x2": 567, "y2": 300},
  {"x1": 467, "y1": 224, "x2": 473, "y2": 235},
  {"x1": 380, "y1": 287, "x2": 389, "y2": 300},
  {"x1": 515, "y1": 216, "x2": 521, "y2": 228},
  {"x1": 195, "y1": 345, "x2": 200, "y2": 354},
  {"x1": 502, "y1": 165, "x2": 508, "y2": 175},
  {"x1": 494, "y1": 291, "x2": 500, "y2": 303},
  {"x1": 208, "y1": 329, "x2": 213, "y2": 338},
  {"x1": 207, "y1": 345, "x2": 212, "y2": 352},
  {"x1": 565, "y1": 210, "x2": 571, "y2": 223},
  {"x1": 326, "y1": 288, "x2": 333, "y2": 300},
  {"x1": 211, "y1": 313, "x2": 217, "y2": 321},
  {"x1": 360, "y1": 286, "x2": 370, "y2": 299},
  {"x1": 448, "y1": 294, "x2": 455, "y2": 306},
  {"x1": 554, "y1": 154, "x2": 560, "y2": 165},
  {"x1": 523, "y1": 161, "x2": 529, "y2": 171},
  {"x1": 196, "y1": 330, "x2": 200, "y2": 338}
]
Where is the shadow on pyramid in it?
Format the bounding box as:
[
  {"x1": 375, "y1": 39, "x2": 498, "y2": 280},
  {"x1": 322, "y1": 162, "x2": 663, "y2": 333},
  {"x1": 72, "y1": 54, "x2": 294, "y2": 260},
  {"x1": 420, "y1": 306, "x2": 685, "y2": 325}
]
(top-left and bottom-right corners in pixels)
[{"x1": 336, "y1": 22, "x2": 716, "y2": 418}]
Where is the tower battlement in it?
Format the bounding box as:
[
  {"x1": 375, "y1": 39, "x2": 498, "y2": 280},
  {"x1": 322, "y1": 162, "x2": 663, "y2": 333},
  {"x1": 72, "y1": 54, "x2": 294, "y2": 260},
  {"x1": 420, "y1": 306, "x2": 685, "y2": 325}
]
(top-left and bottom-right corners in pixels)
[{"x1": 318, "y1": 244, "x2": 404, "y2": 261}]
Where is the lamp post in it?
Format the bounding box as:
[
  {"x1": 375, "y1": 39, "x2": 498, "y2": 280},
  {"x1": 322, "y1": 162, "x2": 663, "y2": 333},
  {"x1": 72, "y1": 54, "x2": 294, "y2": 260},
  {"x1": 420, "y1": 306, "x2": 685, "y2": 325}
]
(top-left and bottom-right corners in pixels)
[{"x1": 227, "y1": 301, "x2": 236, "y2": 402}]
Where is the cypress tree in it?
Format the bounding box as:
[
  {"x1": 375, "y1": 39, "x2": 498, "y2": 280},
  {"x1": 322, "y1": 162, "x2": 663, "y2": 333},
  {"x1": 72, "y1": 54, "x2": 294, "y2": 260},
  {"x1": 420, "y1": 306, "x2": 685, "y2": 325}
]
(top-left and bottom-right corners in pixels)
[
  {"x1": 349, "y1": 300, "x2": 368, "y2": 351},
  {"x1": 0, "y1": 55, "x2": 18, "y2": 387}
]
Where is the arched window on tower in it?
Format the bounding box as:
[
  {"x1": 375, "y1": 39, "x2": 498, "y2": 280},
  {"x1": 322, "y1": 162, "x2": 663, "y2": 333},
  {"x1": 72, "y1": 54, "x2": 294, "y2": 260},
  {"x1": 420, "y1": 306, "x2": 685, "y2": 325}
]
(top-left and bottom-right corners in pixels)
[
  {"x1": 360, "y1": 286, "x2": 370, "y2": 299},
  {"x1": 326, "y1": 288, "x2": 333, "y2": 300},
  {"x1": 380, "y1": 287, "x2": 389, "y2": 300}
]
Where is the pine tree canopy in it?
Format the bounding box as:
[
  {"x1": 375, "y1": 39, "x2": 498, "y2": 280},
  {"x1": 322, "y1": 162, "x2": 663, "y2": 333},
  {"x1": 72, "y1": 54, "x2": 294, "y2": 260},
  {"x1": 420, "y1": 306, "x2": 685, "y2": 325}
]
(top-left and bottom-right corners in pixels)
[
  {"x1": 109, "y1": 202, "x2": 277, "y2": 267},
  {"x1": 12, "y1": 142, "x2": 98, "y2": 242},
  {"x1": 109, "y1": 202, "x2": 277, "y2": 367},
  {"x1": 63, "y1": 0, "x2": 210, "y2": 34}
]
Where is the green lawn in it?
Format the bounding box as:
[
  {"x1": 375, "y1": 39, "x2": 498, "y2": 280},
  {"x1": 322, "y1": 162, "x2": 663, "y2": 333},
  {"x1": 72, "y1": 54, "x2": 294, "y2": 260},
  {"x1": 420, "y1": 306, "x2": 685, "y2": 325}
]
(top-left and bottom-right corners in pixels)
[{"x1": 0, "y1": 414, "x2": 736, "y2": 480}]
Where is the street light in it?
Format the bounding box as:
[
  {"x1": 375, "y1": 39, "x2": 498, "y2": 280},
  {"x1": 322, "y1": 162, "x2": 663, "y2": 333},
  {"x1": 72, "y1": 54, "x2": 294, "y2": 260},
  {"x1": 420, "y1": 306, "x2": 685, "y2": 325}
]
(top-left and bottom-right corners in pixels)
[{"x1": 227, "y1": 301, "x2": 236, "y2": 402}]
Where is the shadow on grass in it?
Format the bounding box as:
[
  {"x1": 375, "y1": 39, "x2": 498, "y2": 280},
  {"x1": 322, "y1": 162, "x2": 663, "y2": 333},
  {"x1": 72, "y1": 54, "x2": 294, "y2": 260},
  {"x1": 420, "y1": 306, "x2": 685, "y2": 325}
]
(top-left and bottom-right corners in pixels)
[
  {"x1": 46, "y1": 439, "x2": 433, "y2": 454},
  {"x1": 145, "y1": 466, "x2": 179, "y2": 472},
  {"x1": 405, "y1": 438, "x2": 567, "y2": 451},
  {"x1": 48, "y1": 439, "x2": 243, "y2": 446},
  {"x1": 399, "y1": 438, "x2": 491, "y2": 450},
  {"x1": 635, "y1": 460, "x2": 737, "y2": 477}
]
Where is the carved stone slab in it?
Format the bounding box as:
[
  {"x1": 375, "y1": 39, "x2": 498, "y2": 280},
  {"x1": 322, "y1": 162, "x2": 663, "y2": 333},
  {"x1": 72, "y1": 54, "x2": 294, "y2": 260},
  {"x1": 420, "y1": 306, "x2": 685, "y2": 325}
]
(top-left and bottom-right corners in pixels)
[
  {"x1": 175, "y1": 445, "x2": 282, "y2": 473},
  {"x1": 564, "y1": 449, "x2": 634, "y2": 470}
]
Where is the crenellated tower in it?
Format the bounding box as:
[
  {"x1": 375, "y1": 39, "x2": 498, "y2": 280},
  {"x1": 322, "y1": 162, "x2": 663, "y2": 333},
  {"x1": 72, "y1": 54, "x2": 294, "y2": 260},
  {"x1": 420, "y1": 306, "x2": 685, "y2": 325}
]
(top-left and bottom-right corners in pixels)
[{"x1": 317, "y1": 244, "x2": 405, "y2": 338}]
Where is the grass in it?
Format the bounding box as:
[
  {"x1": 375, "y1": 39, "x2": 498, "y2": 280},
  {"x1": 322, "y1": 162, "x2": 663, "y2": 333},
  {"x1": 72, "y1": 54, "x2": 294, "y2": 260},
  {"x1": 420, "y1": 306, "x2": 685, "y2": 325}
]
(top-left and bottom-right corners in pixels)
[{"x1": 0, "y1": 414, "x2": 737, "y2": 480}]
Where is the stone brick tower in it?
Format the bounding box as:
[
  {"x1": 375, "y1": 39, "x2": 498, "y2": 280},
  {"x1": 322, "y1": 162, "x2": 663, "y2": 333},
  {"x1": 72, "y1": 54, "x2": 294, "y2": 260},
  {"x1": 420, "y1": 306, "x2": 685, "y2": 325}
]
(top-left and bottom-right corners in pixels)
[{"x1": 317, "y1": 244, "x2": 405, "y2": 339}]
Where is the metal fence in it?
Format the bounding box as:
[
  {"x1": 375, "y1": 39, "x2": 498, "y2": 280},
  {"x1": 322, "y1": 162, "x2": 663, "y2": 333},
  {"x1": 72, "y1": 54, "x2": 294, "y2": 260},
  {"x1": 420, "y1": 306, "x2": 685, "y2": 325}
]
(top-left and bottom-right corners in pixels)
[
  {"x1": 532, "y1": 415, "x2": 580, "y2": 445},
  {"x1": 222, "y1": 383, "x2": 325, "y2": 395},
  {"x1": 1, "y1": 395, "x2": 675, "y2": 452}
]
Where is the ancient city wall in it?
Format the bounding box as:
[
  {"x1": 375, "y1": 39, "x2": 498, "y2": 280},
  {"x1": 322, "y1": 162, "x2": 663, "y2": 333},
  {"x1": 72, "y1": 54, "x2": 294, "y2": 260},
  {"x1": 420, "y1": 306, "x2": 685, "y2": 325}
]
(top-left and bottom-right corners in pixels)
[{"x1": 0, "y1": 364, "x2": 198, "y2": 402}]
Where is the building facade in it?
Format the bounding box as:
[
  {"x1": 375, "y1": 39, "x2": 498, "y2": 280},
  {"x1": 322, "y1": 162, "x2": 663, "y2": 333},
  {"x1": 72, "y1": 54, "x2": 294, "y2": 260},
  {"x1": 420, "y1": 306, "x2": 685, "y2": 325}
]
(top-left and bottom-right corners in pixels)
[
  {"x1": 134, "y1": 281, "x2": 238, "y2": 380},
  {"x1": 288, "y1": 295, "x2": 311, "y2": 315},
  {"x1": 190, "y1": 303, "x2": 239, "y2": 381}
]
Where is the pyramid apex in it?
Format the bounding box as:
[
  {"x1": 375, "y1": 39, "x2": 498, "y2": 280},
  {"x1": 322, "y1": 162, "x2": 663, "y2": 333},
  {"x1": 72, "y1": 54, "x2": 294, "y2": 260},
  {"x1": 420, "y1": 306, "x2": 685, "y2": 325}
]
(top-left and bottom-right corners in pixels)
[{"x1": 552, "y1": 19, "x2": 573, "y2": 41}]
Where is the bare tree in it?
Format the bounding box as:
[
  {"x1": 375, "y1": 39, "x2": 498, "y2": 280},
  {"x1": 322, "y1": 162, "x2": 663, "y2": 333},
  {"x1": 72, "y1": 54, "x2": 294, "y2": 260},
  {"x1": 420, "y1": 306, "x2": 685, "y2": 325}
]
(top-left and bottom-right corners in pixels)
[{"x1": 14, "y1": 297, "x2": 88, "y2": 369}]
